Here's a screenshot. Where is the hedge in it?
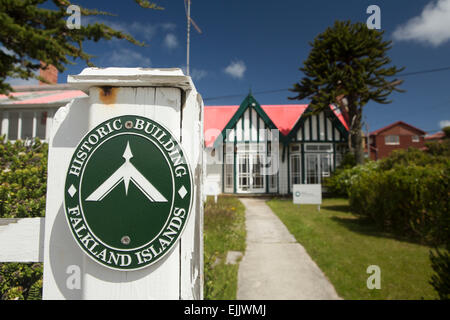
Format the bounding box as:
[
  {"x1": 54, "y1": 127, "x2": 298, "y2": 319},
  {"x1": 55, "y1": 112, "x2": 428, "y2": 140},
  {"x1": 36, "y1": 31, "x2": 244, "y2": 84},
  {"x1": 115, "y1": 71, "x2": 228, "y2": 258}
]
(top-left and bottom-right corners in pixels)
[
  {"x1": 0, "y1": 137, "x2": 47, "y2": 300},
  {"x1": 348, "y1": 162, "x2": 449, "y2": 245},
  {"x1": 326, "y1": 146, "x2": 449, "y2": 245}
]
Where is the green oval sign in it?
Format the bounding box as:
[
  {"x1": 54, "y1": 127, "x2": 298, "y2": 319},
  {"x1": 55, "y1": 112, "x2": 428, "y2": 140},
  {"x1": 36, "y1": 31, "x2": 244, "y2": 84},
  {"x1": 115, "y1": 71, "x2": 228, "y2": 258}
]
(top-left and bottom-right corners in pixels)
[{"x1": 64, "y1": 115, "x2": 193, "y2": 271}]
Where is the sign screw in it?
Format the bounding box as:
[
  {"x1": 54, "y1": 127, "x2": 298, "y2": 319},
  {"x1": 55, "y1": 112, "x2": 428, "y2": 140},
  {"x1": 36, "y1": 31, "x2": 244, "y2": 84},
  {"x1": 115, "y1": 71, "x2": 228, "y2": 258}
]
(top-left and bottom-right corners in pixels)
[
  {"x1": 121, "y1": 236, "x2": 131, "y2": 245},
  {"x1": 125, "y1": 121, "x2": 133, "y2": 129}
]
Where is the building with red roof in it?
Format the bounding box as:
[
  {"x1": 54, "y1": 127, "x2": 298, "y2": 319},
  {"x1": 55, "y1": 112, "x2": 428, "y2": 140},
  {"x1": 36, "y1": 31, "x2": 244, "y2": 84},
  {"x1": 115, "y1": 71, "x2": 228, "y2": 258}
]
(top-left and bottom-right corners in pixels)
[
  {"x1": 424, "y1": 131, "x2": 445, "y2": 142},
  {"x1": 204, "y1": 93, "x2": 349, "y2": 194},
  {"x1": 0, "y1": 84, "x2": 87, "y2": 141},
  {"x1": 368, "y1": 121, "x2": 426, "y2": 160}
]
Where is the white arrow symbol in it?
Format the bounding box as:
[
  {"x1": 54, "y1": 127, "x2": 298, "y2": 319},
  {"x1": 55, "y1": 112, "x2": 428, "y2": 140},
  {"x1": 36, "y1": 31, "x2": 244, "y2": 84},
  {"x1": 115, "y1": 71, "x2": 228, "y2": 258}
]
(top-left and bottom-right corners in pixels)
[{"x1": 85, "y1": 141, "x2": 168, "y2": 202}]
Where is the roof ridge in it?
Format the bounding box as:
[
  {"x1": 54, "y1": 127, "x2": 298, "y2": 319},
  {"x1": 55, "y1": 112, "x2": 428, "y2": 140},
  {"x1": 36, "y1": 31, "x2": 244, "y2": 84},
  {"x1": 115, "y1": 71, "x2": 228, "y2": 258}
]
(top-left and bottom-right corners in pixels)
[{"x1": 370, "y1": 121, "x2": 426, "y2": 135}]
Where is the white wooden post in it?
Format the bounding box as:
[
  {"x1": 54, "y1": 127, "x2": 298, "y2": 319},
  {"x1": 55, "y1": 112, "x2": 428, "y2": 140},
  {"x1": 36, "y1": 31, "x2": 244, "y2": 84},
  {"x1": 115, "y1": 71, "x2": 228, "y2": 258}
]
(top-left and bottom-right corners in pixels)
[
  {"x1": 42, "y1": 68, "x2": 203, "y2": 300},
  {"x1": 17, "y1": 111, "x2": 22, "y2": 140},
  {"x1": 32, "y1": 111, "x2": 37, "y2": 138},
  {"x1": 45, "y1": 110, "x2": 54, "y2": 142},
  {"x1": 1, "y1": 111, "x2": 8, "y2": 139}
]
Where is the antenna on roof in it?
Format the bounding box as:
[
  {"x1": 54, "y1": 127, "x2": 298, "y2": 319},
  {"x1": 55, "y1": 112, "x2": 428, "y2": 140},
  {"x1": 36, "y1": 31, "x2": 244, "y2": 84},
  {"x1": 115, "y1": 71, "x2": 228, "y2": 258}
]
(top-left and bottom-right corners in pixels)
[{"x1": 184, "y1": 0, "x2": 202, "y2": 77}]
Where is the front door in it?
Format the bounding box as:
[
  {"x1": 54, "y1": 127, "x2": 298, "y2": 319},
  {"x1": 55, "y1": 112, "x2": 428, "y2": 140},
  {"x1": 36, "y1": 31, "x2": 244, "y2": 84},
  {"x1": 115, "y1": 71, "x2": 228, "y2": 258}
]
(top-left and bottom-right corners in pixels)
[
  {"x1": 305, "y1": 154, "x2": 320, "y2": 184},
  {"x1": 305, "y1": 153, "x2": 333, "y2": 184},
  {"x1": 236, "y1": 153, "x2": 265, "y2": 193}
]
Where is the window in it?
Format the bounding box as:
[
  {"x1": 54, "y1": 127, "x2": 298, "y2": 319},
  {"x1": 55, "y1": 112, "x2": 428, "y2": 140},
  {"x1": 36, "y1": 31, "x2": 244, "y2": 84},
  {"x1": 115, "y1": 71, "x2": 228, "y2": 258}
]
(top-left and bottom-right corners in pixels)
[
  {"x1": 385, "y1": 135, "x2": 399, "y2": 145},
  {"x1": 8, "y1": 112, "x2": 19, "y2": 140},
  {"x1": 290, "y1": 154, "x2": 301, "y2": 188},
  {"x1": 224, "y1": 154, "x2": 234, "y2": 191},
  {"x1": 290, "y1": 144, "x2": 300, "y2": 152},
  {"x1": 238, "y1": 154, "x2": 250, "y2": 190},
  {"x1": 252, "y1": 155, "x2": 264, "y2": 189},
  {"x1": 319, "y1": 144, "x2": 332, "y2": 151},
  {"x1": 305, "y1": 143, "x2": 332, "y2": 152},
  {"x1": 0, "y1": 110, "x2": 49, "y2": 141},
  {"x1": 412, "y1": 135, "x2": 420, "y2": 143},
  {"x1": 320, "y1": 154, "x2": 332, "y2": 177},
  {"x1": 305, "y1": 144, "x2": 318, "y2": 152},
  {"x1": 306, "y1": 154, "x2": 320, "y2": 184},
  {"x1": 22, "y1": 112, "x2": 34, "y2": 139},
  {"x1": 304, "y1": 153, "x2": 333, "y2": 184}
]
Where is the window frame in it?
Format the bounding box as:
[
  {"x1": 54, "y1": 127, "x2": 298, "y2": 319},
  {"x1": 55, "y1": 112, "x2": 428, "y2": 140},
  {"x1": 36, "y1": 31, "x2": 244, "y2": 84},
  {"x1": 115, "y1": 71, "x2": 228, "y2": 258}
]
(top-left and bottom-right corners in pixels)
[{"x1": 384, "y1": 135, "x2": 400, "y2": 145}]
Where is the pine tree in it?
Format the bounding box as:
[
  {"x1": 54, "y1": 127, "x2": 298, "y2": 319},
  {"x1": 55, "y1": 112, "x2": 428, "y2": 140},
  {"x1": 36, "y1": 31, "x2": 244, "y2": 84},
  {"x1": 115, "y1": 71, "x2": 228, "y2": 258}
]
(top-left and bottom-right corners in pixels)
[
  {"x1": 289, "y1": 21, "x2": 404, "y2": 164},
  {"x1": 0, "y1": 0, "x2": 162, "y2": 95}
]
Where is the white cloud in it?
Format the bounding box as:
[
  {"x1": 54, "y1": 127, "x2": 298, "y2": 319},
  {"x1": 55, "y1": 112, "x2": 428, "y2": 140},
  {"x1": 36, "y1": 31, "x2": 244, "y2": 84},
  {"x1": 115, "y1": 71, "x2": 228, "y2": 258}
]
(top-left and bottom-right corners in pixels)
[
  {"x1": 161, "y1": 23, "x2": 176, "y2": 31},
  {"x1": 392, "y1": 0, "x2": 450, "y2": 46},
  {"x1": 128, "y1": 21, "x2": 158, "y2": 41},
  {"x1": 180, "y1": 66, "x2": 208, "y2": 81},
  {"x1": 440, "y1": 120, "x2": 450, "y2": 128},
  {"x1": 163, "y1": 33, "x2": 179, "y2": 50},
  {"x1": 190, "y1": 69, "x2": 208, "y2": 81},
  {"x1": 82, "y1": 17, "x2": 173, "y2": 42},
  {"x1": 224, "y1": 60, "x2": 246, "y2": 79},
  {"x1": 108, "y1": 48, "x2": 151, "y2": 67}
]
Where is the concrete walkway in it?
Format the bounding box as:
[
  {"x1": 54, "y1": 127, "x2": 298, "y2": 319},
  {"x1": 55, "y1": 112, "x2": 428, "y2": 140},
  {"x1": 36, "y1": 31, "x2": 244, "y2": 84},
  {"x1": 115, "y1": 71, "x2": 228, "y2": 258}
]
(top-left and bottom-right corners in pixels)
[{"x1": 237, "y1": 198, "x2": 341, "y2": 300}]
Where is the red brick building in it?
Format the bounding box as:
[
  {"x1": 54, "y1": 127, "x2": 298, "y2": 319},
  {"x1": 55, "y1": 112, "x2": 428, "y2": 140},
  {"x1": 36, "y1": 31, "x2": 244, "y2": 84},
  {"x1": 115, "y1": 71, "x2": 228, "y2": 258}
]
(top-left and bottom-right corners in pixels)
[{"x1": 368, "y1": 121, "x2": 426, "y2": 160}]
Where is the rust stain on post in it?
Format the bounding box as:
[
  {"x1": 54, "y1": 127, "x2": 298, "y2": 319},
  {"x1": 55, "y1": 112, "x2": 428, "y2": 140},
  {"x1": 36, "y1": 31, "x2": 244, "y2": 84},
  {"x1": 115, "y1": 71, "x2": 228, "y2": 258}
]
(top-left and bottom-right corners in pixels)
[{"x1": 99, "y1": 86, "x2": 118, "y2": 105}]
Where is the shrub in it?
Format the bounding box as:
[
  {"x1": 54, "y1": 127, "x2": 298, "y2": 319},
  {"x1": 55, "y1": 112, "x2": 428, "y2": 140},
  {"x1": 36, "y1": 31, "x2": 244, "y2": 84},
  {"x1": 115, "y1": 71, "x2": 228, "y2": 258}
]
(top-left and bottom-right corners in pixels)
[
  {"x1": 0, "y1": 137, "x2": 47, "y2": 300},
  {"x1": 0, "y1": 263, "x2": 43, "y2": 300},
  {"x1": 324, "y1": 161, "x2": 379, "y2": 197},
  {"x1": 327, "y1": 146, "x2": 449, "y2": 245},
  {"x1": 425, "y1": 139, "x2": 450, "y2": 158},
  {"x1": 0, "y1": 137, "x2": 48, "y2": 218},
  {"x1": 348, "y1": 163, "x2": 449, "y2": 244},
  {"x1": 429, "y1": 248, "x2": 450, "y2": 300},
  {"x1": 379, "y1": 146, "x2": 449, "y2": 169},
  {"x1": 443, "y1": 126, "x2": 450, "y2": 139}
]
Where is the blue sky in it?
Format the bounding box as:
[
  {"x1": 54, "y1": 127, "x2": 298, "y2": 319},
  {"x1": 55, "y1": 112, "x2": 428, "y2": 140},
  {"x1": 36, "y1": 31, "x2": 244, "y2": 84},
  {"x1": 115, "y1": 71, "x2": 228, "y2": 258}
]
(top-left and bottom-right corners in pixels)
[{"x1": 54, "y1": 0, "x2": 450, "y2": 134}]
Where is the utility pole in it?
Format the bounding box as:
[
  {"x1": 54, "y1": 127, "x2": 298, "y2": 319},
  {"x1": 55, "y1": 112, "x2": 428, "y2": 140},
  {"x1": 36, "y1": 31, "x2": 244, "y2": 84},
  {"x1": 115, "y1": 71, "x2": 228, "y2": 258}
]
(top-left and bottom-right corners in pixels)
[
  {"x1": 184, "y1": 0, "x2": 201, "y2": 77},
  {"x1": 186, "y1": 0, "x2": 191, "y2": 76},
  {"x1": 364, "y1": 117, "x2": 370, "y2": 159}
]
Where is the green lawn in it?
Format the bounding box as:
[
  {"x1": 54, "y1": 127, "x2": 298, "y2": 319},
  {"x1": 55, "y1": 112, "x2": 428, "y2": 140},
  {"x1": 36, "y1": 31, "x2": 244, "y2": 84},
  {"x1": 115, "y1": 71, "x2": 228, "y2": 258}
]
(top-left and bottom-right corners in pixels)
[
  {"x1": 266, "y1": 198, "x2": 438, "y2": 300},
  {"x1": 203, "y1": 195, "x2": 246, "y2": 300}
]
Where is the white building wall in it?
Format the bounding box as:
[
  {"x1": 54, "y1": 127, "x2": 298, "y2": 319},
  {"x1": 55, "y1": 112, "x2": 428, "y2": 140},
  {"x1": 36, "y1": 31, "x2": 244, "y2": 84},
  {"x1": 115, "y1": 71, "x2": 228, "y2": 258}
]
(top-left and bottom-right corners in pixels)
[
  {"x1": 0, "y1": 108, "x2": 57, "y2": 142},
  {"x1": 204, "y1": 146, "x2": 222, "y2": 196}
]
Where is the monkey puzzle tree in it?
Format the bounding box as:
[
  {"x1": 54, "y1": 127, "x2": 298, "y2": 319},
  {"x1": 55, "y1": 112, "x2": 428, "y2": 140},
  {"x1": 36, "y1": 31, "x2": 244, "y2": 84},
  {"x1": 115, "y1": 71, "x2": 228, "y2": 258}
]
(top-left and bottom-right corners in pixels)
[
  {"x1": 289, "y1": 20, "x2": 404, "y2": 165},
  {"x1": 0, "y1": 0, "x2": 162, "y2": 95}
]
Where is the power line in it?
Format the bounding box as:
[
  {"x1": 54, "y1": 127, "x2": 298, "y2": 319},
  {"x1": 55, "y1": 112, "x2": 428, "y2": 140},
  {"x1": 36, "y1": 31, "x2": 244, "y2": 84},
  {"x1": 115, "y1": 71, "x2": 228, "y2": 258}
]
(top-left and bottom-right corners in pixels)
[
  {"x1": 397, "y1": 66, "x2": 450, "y2": 77},
  {"x1": 203, "y1": 88, "x2": 289, "y2": 101},
  {"x1": 203, "y1": 65, "x2": 450, "y2": 102}
]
